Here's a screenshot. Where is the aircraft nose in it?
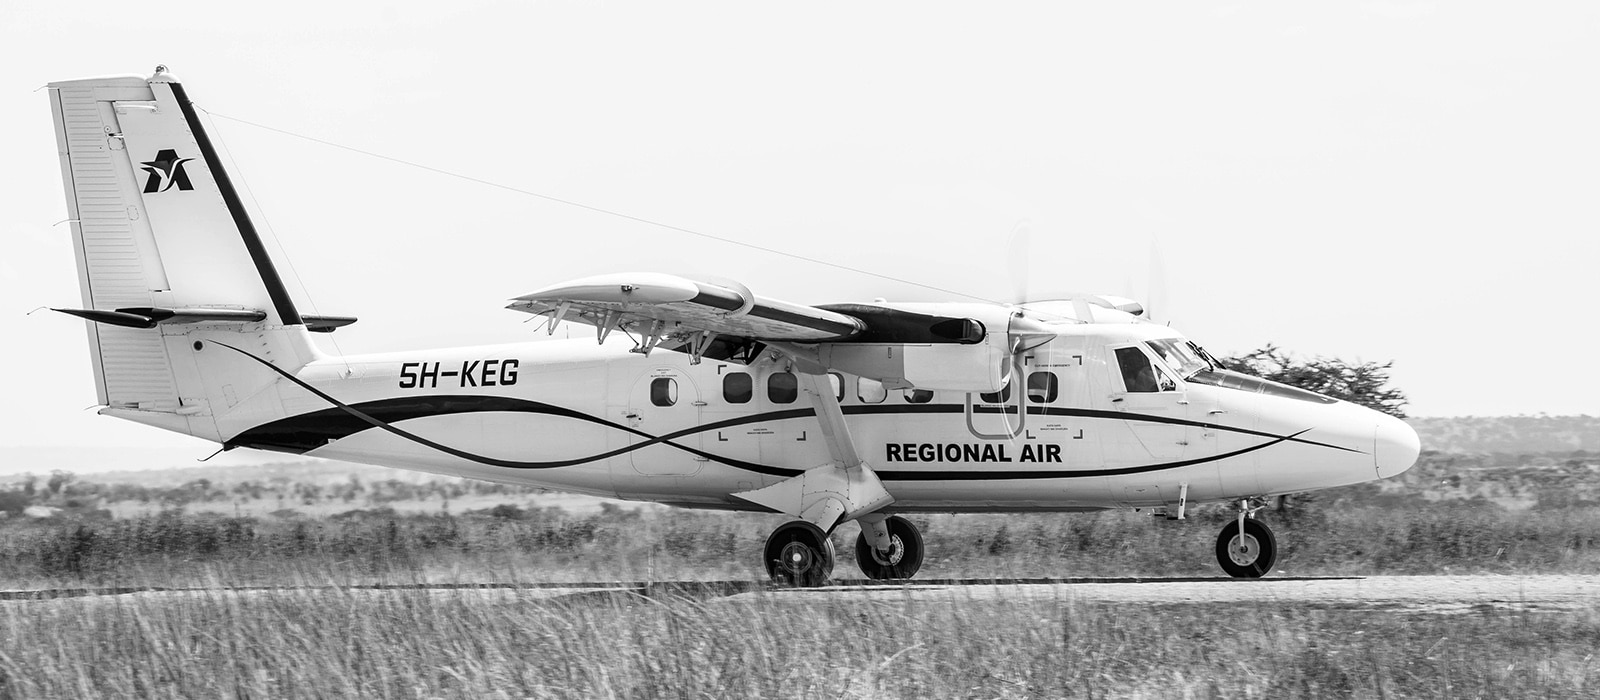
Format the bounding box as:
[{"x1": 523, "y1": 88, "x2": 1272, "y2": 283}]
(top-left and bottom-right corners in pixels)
[{"x1": 1374, "y1": 413, "x2": 1421, "y2": 478}]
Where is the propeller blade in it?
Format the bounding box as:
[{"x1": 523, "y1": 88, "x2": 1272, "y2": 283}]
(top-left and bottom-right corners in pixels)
[
  {"x1": 1147, "y1": 238, "x2": 1169, "y2": 324},
  {"x1": 1006, "y1": 220, "x2": 1032, "y2": 305}
]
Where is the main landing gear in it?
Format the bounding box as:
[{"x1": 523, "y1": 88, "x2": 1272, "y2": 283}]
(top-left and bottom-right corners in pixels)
[
  {"x1": 853, "y1": 515, "x2": 925, "y2": 580},
  {"x1": 762, "y1": 515, "x2": 926, "y2": 587},
  {"x1": 763, "y1": 521, "x2": 835, "y2": 587},
  {"x1": 1215, "y1": 500, "x2": 1278, "y2": 578}
]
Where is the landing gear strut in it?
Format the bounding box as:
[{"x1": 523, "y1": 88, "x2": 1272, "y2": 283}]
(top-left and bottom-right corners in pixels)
[
  {"x1": 764, "y1": 520, "x2": 834, "y2": 587},
  {"x1": 1215, "y1": 507, "x2": 1277, "y2": 578},
  {"x1": 853, "y1": 515, "x2": 925, "y2": 580}
]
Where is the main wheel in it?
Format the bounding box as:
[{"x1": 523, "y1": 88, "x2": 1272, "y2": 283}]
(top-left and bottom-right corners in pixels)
[
  {"x1": 1215, "y1": 517, "x2": 1277, "y2": 578},
  {"x1": 854, "y1": 515, "x2": 925, "y2": 580},
  {"x1": 764, "y1": 521, "x2": 834, "y2": 587}
]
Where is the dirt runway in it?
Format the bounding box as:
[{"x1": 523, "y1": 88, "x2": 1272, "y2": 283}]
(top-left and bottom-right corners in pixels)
[
  {"x1": 4, "y1": 575, "x2": 1597, "y2": 613},
  {"x1": 759, "y1": 575, "x2": 1600, "y2": 613}
]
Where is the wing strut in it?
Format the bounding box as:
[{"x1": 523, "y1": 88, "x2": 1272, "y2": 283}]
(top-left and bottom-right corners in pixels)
[{"x1": 731, "y1": 358, "x2": 894, "y2": 533}]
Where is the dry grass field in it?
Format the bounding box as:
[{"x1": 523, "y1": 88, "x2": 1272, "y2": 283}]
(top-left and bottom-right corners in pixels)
[{"x1": 4, "y1": 582, "x2": 1598, "y2": 699}]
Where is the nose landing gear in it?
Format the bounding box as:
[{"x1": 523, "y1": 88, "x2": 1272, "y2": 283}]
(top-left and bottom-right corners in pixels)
[{"x1": 1216, "y1": 501, "x2": 1277, "y2": 578}]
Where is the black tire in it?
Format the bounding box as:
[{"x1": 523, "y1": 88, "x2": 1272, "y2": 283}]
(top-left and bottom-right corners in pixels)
[
  {"x1": 1215, "y1": 517, "x2": 1277, "y2": 578},
  {"x1": 853, "y1": 515, "x2": 925, "y2": 580},
  {"x1": 764, "y1": 521, "x2": 833, "y2": 587}
]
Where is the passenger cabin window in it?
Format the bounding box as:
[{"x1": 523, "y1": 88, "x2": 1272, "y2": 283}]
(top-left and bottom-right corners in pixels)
[
  {"x1": 829, "y1": 373, "x2": 845, "y2": 401},
  {"x1": 768, "y1": 372, "x2": 798, "y2": 404},
  {"x1": 858, "y1": 377, "x2": 887, "y2": 404},
  {"x1": 723, "y1": 372, "x2": 752, "y2": 404},
  {"x1": 904, "y1": 389, "x2": 934, "y2": 404},
  {"x1": 650, "y1": 377, "x2": 678, "y2": 406},
  {"x1": 1027, "y1": 371, "x2": 1058, "y2": 403},
  {"x1": 980, "y1": 383, "x2": 1012, "y2": 404},
  {"x1": 1115, "y1": 347, "x2": 1176, "y2": 393}
]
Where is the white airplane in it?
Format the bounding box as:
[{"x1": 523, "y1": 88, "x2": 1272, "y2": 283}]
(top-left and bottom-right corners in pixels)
[{"x1": 44, "y1": 69, "x2": 1419, "y2": 585}]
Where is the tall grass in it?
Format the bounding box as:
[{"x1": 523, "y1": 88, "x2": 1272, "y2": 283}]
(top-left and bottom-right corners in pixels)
[{"x1": 2, "y1": 585, "x2": 1596, "y2": 699}]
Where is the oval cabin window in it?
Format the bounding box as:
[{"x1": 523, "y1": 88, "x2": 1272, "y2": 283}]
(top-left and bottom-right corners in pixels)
[{"x1": 650, "y1": 377, "x2": 678, "y2": 407}]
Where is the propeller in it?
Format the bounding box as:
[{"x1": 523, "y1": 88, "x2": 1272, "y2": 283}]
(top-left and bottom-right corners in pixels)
[
  {"x1": 981, "y1": 221, "x2": 1058, "y2": 438},
  {"x1": 1006, "y1": 220, "x2": 1033, "y2": 308},
  {"x1": 1145, "y1": 238, "x2": 1169, "y2": 325}
]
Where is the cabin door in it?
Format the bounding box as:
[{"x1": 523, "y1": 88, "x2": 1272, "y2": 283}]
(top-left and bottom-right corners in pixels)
[{"x1": 627, "y1": 367, "x2": 704, "y2": 476}]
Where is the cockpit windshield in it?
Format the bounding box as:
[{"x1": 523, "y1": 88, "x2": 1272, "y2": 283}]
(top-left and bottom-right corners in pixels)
[{"x1": 1144, "y1": 339, "x2": 1209, "y2": 379}]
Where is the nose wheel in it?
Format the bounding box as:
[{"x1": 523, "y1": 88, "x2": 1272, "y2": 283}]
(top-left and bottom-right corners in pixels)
[
  {"x1": 1215, "y1": 516, "x2": 1277, "y2": 578},
  {"x1": 764, "y1": 521, "x2": 835, "y2": 587}
]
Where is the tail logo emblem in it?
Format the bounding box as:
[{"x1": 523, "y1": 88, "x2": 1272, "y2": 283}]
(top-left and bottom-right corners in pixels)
[{"x1": 139, "y1": 149, "x2": 196, "y2": 193}]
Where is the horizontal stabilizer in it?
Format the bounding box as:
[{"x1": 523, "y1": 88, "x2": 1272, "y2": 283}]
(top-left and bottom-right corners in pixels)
[
  {"x1": 303, "y1": 315, "x2": 359, "y2": 333},
  {"x1": 55, "y1": 307, "x2": 357, "y2": 332},
  {"x1": 55, "y1": 307, "x2": 265, "y2": 328}
]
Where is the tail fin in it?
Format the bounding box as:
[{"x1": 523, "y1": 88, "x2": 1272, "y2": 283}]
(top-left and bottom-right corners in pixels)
[{"x1": 48, "y1": 68, "x2": 325, "y2": 442}]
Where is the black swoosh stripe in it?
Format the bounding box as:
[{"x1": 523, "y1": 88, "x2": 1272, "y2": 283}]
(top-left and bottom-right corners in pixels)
[
  {"x1": 1024, "y1": 406, "x2": 1365, "y2": 454},
  {"x1": 220, "y1": 343, "x2": 1353, "y2": 481},
  {"x1": 170, "y1": 82, "x2": 303, "y2": 326}
]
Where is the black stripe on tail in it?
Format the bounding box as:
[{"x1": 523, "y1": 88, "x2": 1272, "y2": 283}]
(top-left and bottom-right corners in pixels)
[{"x1": 168, "y1": 82, "x2": 303, "y2": 326}]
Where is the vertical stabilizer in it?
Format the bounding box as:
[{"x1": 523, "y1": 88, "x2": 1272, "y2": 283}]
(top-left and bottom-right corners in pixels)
[{"x1": 48, "y1": 68, "x2": 320, "y2": 441}]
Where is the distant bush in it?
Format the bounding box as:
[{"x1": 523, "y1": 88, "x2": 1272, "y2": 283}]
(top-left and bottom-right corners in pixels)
[
  {"x1": 0, "y1": 491, "x2": 28, "y2": 516},
  {"x1": 472, "y1": 503, "x2": 530, "y2": 520}
]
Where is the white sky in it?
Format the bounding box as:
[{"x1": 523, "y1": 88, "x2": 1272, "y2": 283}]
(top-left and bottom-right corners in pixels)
[{"x1": 2, "y1": 1, "x2": 1597, "y2": 465}]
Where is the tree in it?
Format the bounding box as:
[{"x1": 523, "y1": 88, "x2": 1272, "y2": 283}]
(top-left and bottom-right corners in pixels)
[{"x1": 1221, "y1": 344, "x2": 1408, "y2": 418}]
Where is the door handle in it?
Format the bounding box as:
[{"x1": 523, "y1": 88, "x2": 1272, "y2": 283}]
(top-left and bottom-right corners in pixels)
[{"x1": 1208, "y1": 409, "x2": 1228, "y2": 415}]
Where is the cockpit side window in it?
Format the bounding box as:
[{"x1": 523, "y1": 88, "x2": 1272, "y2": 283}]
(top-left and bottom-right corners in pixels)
[
  {"x1": 1115, "y1": 347, "x2": 1157, "y2": 392},
  {"x1": 1115, "y1": 346, "x2": 1177, "y2": 393}
]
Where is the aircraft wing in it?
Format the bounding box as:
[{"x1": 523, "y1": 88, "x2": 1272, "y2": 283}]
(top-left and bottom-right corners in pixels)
[{"x1": 507, "y1": 273, "x2": 866, "y2": 360}]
